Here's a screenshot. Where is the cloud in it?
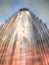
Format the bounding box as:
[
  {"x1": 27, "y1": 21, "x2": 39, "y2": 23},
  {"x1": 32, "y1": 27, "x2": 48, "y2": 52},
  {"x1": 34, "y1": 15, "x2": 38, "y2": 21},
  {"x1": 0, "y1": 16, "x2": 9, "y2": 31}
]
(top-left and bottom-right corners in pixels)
[{"x1": 0, "y1": 0, "x2": 13, "y2": 17}]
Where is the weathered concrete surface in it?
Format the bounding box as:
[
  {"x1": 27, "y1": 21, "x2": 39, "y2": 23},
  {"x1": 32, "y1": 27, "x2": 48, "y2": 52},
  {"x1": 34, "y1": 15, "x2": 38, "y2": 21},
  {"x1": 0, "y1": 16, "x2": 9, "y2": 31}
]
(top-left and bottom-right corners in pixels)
[{"x1": 0, "y1": 8, "x2": 49, "y2": 65}]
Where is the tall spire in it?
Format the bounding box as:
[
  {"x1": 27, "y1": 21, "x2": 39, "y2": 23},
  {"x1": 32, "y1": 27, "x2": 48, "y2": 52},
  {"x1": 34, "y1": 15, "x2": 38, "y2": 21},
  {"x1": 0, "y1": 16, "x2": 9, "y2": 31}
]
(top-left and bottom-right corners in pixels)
[{"x1": 0, "y1": 8, "x2": 49, "y2": 65}]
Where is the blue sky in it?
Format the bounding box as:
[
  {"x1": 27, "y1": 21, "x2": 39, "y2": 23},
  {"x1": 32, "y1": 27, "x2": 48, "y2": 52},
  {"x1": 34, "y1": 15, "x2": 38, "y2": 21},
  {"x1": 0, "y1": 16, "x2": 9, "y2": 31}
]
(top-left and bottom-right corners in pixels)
[{"x1": 0, "y1": 0, "x2": 49, "y2": 28}]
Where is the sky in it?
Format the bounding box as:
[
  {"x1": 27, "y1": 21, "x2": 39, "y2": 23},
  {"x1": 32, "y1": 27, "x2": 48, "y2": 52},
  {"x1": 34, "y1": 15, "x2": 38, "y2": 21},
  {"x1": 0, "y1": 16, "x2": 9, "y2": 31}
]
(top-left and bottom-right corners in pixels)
[{"x1": 0, "y1": 0, "x2": 49, "y2": 28}]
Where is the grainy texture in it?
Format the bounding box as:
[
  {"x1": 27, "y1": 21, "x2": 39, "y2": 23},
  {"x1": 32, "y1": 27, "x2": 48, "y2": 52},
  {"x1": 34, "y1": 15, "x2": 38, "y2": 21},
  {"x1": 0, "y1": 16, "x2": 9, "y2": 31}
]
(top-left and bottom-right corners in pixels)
[{"x1": 0, "y1": 8, "x2": 49, "y2": 65}]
